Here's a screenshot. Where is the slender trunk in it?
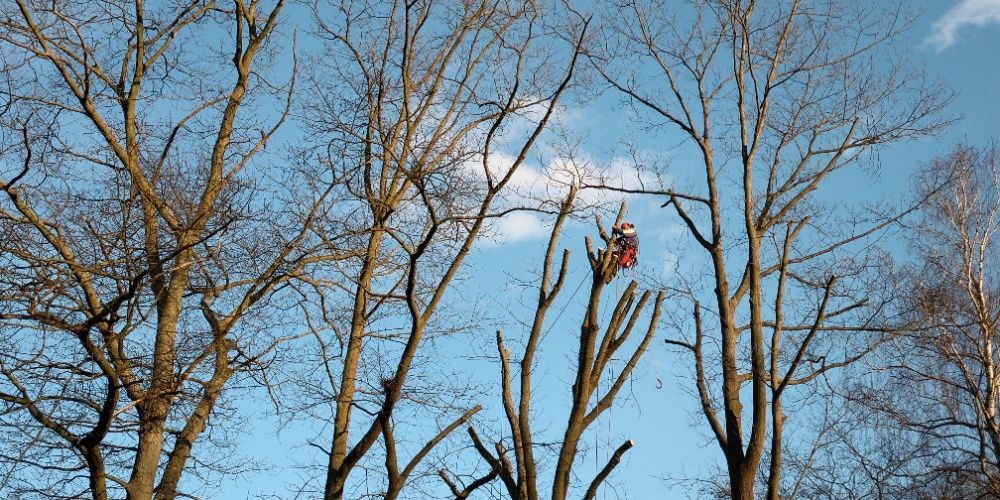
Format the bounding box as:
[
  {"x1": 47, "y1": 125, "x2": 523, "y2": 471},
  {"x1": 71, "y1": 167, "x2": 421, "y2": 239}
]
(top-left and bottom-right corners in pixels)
[
  {"x1": 702, "y1": 141, "x2": 753, "y2": 500},
  {"x1": 551, "y1": 419, "x2": 585, "y2": 500},
  {"x1": 325, "y1": 230, "x2": 383, "y2": 500},
  {"x1": 716, "y1": 250, "x2": 746, "y2": 499},
  {"x1": 553, "y1": 275, "x2": 602, "y2": 500},
  {"x1": 155, "y1": 353, "x2": 231, "y2": 500},
  {"x1": 128, "y1": 228, "x2": 195, "y2": 498},
  {"x1": 767, "y1": 396, "x2": 783, "y2": 500},
  {"x1": 128, "y1": 402, "x2": 169, "y2": 500},
  {"x1": 127, "y1": 301, "x2": 184, "y2": 499},
  {"x1": 154, "y1": 394, "x2": 222, "y2": 500},
  {"x1": 383, "y1": 416, "x2": 402, "y2": 500},
  {"x1": 83, "y1": 446, "x2": 108, "y2": 500}
]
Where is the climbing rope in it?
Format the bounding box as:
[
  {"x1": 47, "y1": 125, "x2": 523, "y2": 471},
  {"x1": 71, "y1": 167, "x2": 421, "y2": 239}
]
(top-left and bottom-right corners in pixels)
[{"x1": 542, "y1": 272, "x2": 588, "y2": 339}]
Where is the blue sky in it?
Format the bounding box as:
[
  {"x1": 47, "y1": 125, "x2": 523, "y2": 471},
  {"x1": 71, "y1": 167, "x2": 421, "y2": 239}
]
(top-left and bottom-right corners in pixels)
[{"x1": 219, "y1": 1, "x2": 1000, "y2": 498}]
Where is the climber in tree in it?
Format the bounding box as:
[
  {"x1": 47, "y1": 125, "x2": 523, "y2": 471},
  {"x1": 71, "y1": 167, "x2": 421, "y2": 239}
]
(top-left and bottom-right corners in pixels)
[{"x1": 609, "y1": 221, "x2": 639, "y2": 281}]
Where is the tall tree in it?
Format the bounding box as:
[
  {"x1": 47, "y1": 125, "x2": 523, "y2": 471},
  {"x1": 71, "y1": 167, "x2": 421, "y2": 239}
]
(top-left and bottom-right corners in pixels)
[
  {"x1": 440, "y1": 194, "x2": 665, "y2": 500},
  {"x1": 788, "y1": 147, "x2": 1000, "y2": 500},
  {"x1": 597, "y1": 0, "x2": 949, "y2": 497},
  {"x1": 296, "y1": 1, "x2": 589, "y2": 498},
  {"x1": 870, "y1": 145, "x2": 1000, "y2": 498},
  {"x1": 0, "y1": 1, "x2": 312, "y2": 498}
]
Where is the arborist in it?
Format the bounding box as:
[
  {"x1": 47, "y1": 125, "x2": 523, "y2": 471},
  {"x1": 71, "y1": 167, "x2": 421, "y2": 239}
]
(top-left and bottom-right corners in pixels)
[{"x1": 609, "y1": 221, "x2": 639, "y2": 280}]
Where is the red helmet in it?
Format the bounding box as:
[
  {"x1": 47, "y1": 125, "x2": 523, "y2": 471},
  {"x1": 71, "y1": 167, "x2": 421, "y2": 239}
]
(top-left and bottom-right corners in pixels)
[{"x1": 622, "y1": 222, "x2": 634, "y2": 229}]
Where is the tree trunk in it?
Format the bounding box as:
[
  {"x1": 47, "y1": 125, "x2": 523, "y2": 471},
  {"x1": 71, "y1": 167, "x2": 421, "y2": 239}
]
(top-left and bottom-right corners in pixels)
[
  {"x1": 324, "y1": 230, "x2": 383, "y2": 500},
  {"x1": 768, "y1": 397, "x2": 784, "y2": 500},
  {"x1": 83, "y1": 446, "x2": 108, "y2": 500},
  {"x1": 127, "y1": 403, "x2": 169, "y2": 500},
  {"x1": 731, "y1": 466, "x2": 756, "y2": 500},
  {"x1": 551, "y1": 421, "x2": 584, "y2": 500}
]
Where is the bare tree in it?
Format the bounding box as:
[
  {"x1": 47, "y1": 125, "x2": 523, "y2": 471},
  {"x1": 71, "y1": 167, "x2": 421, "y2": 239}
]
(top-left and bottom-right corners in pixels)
[
  {"x1": 293, "y1": 1, "x2": 590, "y2": 498},
  {"x1": 596, "y1": 0, "x2": 950, "y2": 498},
  {"x1": 776, "y1": 150, "x2": 1000, "y2": 500},
  {"x1": 865, "y1": 144, "x2": 1000, "y2": 498},
  {"x1": 0, "y1": 1, "x2": 319, "y2": 499},
  {"x1": 437, "y1": 192, "x2": 665, "y2": 500}
]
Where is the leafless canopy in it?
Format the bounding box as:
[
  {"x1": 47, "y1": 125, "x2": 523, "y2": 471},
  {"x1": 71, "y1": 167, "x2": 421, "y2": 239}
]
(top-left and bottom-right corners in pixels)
[
  {"x1": 290, "y1": 1, "x2": 591, "y2": 498},
  {"x1": 440, "y1": 191, "x2": 665, "y2": 500},
  {"x1": 0, "y1": 1, "x2": 317, "y2": 499},
  {"x1": 854, "y1": 145, "x2": 1000, "y2": 499},
  {"x1": 597, "y1": 0, "x2": 950, "y2": 498}
]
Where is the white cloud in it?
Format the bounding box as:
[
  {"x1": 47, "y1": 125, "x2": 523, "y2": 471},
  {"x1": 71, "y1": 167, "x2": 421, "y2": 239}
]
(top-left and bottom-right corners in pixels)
[
  {"x1": 927, "y1": 0, "x2": 1000, "y2": 50},
  {"x1": 491, "y1": 211, "x2": 549, "y2": 244},
  {"x1": 460, "y1": 101, "x2": 668, "y2": 247},
  {"x1": 474, "y1": 153, "x2": 664, "y2": 246},
  {"x1": 488, "y1": 153, "x2": 661, "y2": 209}
]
